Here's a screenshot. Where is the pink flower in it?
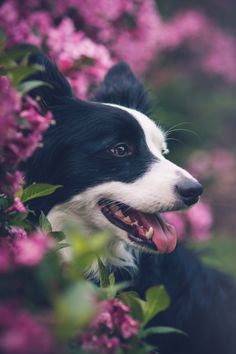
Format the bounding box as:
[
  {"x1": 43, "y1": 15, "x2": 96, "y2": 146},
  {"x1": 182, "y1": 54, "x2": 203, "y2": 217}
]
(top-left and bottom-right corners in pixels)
[
  {"x1": 120, "y1": 314, "x2": 140, "y2": 339},
  {"x1": 80, "y1": 298, "x2": 139, "y2": 353},
  {"x1": 164, "y1": 212, "x2": 186, "y2": 240},
  {"x1": 165, "y1": 199, "x2": 213, "y2": 242},
  {"x1": 14, "y1": 232, "x2": 55, "y2": 266},
  {"x1": 0, "y1": 237, "x2": 14, "y2": 272},
  {"x1": 0, "y1": 303, "x2": 54, "y2": 354},
  {"x1": 158, "y1": 9, "x2": 236, "y2": 82},
  {"x1": 7, "y1": 197, "x2": 26, "y2": 214},
  {"x1": 187, "y1": 202, "x2": 213, "y2": 241},
  {"x1": 81, "y1": 333, "x2": 120, "y2": 354},
  {"x1": 0, "y1": 232, "x2": 54, "y2": 272}
]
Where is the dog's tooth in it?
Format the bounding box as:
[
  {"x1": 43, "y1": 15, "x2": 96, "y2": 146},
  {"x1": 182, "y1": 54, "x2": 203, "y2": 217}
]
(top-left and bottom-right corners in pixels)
[
  {"x1": 112, "y1": 204, "x2": 120, "y2": 212},
  {"x1": 145, "y1": 227, "x2": 154, "y2": 239},
  {"x1": 115, "y1": 210, "x2": 124, "y2": 218},
  {"x1": 123, "y1": 216, "x2": 132, "y2": 224}
]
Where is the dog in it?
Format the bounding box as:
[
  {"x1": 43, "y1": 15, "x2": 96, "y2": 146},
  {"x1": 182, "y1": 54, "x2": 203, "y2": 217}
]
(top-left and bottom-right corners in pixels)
[{"x1": 25, "y1": 51, "x2": 236, "y2": 354}]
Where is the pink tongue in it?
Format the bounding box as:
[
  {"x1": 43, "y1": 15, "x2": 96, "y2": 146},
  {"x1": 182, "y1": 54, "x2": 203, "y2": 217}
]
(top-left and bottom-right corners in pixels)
[
  {"x1": 137, "y1": 213, "x2": 177, "y2": 254},
  {"x1": 152, "y1": 223, "x2": 177, "y2": 253}
]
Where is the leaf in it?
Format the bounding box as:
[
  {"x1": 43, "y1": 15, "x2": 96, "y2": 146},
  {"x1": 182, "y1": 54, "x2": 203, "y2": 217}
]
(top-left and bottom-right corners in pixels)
[
  {"x1": 18, "y1": 80, "x2": 52, "y2": 95},
  {"x1": 7, "y1": 64, "x2": 43, "y2": 86},
  {"x1": 120, "y1": 291, "x2": 145, "y2": 321},
  {"x1": 97, "y1": 257, "x2": 110, "y2": 288},
  {"x1": 0, "y1": 46, "x2": 38, "y2": 65},
  {"x1": 101, "y1": 281, "x2": 129, "y2": 299},
  {"x1": 140, "y1": 326, "x2": 186, "y2": 338},
  {"x1": 39, "y1": 211, "x2": 52, "y2": 233},
  {"x1": 108, "y1": 272, "x2": 116, "y2": 286},
  {"x1": 50, "y1": 231, "x2": 66, "y2": 241},
  {"x1": 143, "y1": 285, "x2": 170, "y2": 327},
  {"x1": 21, "y1": 183, "x2": 62, "y2": 202},
  {"x1": 55, "y1": 281, "x2": 97, "y2": 338},
  {"x1": 55, "y1": 242, "x2": 70, "y2": 251}
]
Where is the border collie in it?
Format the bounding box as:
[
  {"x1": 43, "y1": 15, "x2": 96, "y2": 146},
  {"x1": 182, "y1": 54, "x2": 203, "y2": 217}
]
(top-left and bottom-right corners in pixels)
[{"x1": 25, "y1": 51, "x2": 236, "y2": 354}]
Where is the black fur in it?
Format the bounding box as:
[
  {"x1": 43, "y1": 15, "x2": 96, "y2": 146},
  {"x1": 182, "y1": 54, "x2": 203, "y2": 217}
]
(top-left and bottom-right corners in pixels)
[
  {"x1": 25, "y1": 52, "x2": 236, "y2": 354},
  {"x1": 25, "y1": 54, "x2": 155, "y2": 216}
]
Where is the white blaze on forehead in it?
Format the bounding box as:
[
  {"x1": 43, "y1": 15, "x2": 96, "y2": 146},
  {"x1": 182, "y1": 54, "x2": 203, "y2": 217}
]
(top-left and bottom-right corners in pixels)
[{"x1": 104, "y1": 103, "x2": 167, "y2": 158}]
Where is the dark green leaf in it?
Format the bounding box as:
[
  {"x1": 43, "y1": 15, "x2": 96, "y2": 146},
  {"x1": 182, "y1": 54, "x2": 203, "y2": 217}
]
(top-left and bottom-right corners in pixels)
[
  {"x1": 140, "y1": 326, "x2": 186, "y2": 338},
  {"x1": 21, "y1": 183, "x2": 62, "y2": 202},
  {"x1": 50, "y1": 231, "x2": 66, "y2": 241},
  {"x1": 18, "y1": 80, "x2": 52, "y2": 95},
  {"x1": 39, "y1": 211, "x2": 52, "y2": 233},
  {"x1": 97, "y1": 257, "x2": 110, "y2": 288},
  {"x1": 7, "y1": 64, "x2": 43, "y2": 86},
  {"x1": 143, "y1": 285, "x2": 170, "y2": 327}
]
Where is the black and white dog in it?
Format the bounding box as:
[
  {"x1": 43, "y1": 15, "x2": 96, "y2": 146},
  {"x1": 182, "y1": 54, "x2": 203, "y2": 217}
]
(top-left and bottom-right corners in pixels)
[{"x1": 26, "y1": 52, "x2": 236, "y2": 354}]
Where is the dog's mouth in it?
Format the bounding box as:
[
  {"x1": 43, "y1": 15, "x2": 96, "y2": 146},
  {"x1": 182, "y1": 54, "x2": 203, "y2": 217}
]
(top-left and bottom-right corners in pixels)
[{"x1": 98, "y1": 199, "x2": 177, "y2": 253}]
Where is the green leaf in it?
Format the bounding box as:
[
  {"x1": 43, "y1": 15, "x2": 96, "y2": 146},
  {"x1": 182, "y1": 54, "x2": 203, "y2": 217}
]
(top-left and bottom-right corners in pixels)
[
  {"x1": 97, "y1": 257, "x2": 110, "y2": 288},
  {"x1": 54, "y1": 242, "x2": 70, "y2": 251},
  {"x1": 50, "y1": 231, "x2": 66, "y2": 241},
  {"x1": 0, "y1": 46, "x2": 38, "y2": 65},
  {"x1": 140, "y1": 326, "x2": 186, "y2": 338},
  {"x1": 7, "y1": 64, "x2": 43, "y2": 86},
  {"x1": 55, "y1": 281, "x2": 97, "y2": 338},
  {"x1": 101, "y1": 281, "x2": 129, "y2": 299},
  {"x1": 143, "y1": 285, "x2": 170, "y2": 327},
  {"x1": 21, "y1": 183, "x2": 62, "y2": 202},
  {"x1": 120, "y1": 291, "x2": 145, "y2": 321},
  {"x1": 39, "y1": 211, "x2": 52, "y2": 233},
  {"x1": 0, "y1": 29, "x2": 6, "y2": 51},
  {"x1": 108, "y1": 272, "x2": 116, "y2": 286},
  {"x1": 18, "y1": 80, "x2": 52, "y2": 95}
]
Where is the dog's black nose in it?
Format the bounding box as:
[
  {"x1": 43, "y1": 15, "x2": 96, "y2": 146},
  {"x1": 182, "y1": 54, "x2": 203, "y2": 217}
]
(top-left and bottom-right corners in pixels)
[{"x1": 175, "y1": 180, "x2": 203, "y2": 206}]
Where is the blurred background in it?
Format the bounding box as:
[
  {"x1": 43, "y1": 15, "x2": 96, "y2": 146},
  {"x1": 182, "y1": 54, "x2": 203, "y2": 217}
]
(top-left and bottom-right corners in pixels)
[
  {"x1": 149, "y1": 0, "x2": 236, "y2": 276},
  {"x1": 1, "y1": 0, "x2": 236, "y2": 275}
]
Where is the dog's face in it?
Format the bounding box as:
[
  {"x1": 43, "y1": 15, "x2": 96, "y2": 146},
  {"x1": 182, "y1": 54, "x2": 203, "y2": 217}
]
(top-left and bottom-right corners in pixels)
[{"x1": 27, "y1": 55, "x2": 202, "y2": 258}]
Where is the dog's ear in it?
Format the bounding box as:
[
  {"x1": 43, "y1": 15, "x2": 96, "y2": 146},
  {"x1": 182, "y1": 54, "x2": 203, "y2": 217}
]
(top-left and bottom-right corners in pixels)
[
  {"x1": 92, "y1": 62, "x2": 151, "y2": 115},
  {"x1": 25, "y1": 47, "x2": 73, "y2": 112}
]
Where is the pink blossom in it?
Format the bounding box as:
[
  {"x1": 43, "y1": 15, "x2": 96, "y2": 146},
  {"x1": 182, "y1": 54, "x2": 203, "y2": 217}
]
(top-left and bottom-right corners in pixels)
[
  {"x1": 0, "y1": 232, "x2": 54, "y2": 272},
  {"x1": 10, "y1": 227, "x2": 28, "y2": 240},
  {"x1": 120, "y1": 314, "x2": 140, "y2": 339},
  {"x1": 0, "y1": 303, "x2": 54, "y2": 354},
  {"x1": 165, "y1": 201, "x2": 213, "y2": 241},
  {"x1": 158, "y1": 10, "x2": 236, "y2": 82},
  {"x1": 164, "y1": 212, "x2": 186, "y2": 240},
  {"x1": 0, "y1": 237, "x2": 14, "y2": 272},
  {"x1": 0, "y1": 85, "x2": 52, "y2": 170},
  {"x1": 81, "y1": 333, "x2": 120, "y2": 354},
  {"x1": 80, "y1": 298, "x2": 139, "y2": 353},
  {"x1": 7, "y1": 197, "x2": 26, "y2": 214},
  {"x1": 14, "y1": 232, "x2": 55, "y2": 266},
  {"x1": 187, "y1": 202, "x2": 213, "y2": 241}
]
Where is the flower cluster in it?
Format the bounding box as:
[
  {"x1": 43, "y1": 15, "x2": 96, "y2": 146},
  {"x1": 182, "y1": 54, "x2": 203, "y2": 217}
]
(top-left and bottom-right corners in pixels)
[
  {"x1": 165, "y1": 201, "x2": 213, "y2": 241},
  {"x1": 0, "y1": 302, "x2": 54, "y2": 354},
  {"x1": 158, "y1": 10, "x2": 236, "y2": 82},
  {"x1": 0, "y1": 0, "x2": 161, "y2": 98},
  {"x1": 187, "y1": 148, "x2": 236, "y2": 236},
  {"x1": 0, "y1": 231, "x2": 54, "y2": 272},
  {"x1": 80, "y1": 298, "x2": 139, "y2": 353},
  {"x1": 0, "y1": 76, "x2": 52, "y2": 196}
]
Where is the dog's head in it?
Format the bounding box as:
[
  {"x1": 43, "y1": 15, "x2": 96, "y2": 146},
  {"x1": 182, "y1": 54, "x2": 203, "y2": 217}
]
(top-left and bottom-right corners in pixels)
[{"x1": 26, "y1": 52, "x2": 203, "y2": 258}]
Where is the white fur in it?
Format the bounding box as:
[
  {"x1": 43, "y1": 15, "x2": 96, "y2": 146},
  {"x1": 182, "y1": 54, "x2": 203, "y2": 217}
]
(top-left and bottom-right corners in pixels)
[{"x1": 47, "y1": 104, "x2": 198, "y2": 277}]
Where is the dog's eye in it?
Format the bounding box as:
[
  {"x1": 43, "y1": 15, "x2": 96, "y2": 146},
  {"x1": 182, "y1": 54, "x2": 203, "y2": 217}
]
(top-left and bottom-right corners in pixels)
[{"x1": 109, "y1": 143, "x2": 133, "y2": 157}]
